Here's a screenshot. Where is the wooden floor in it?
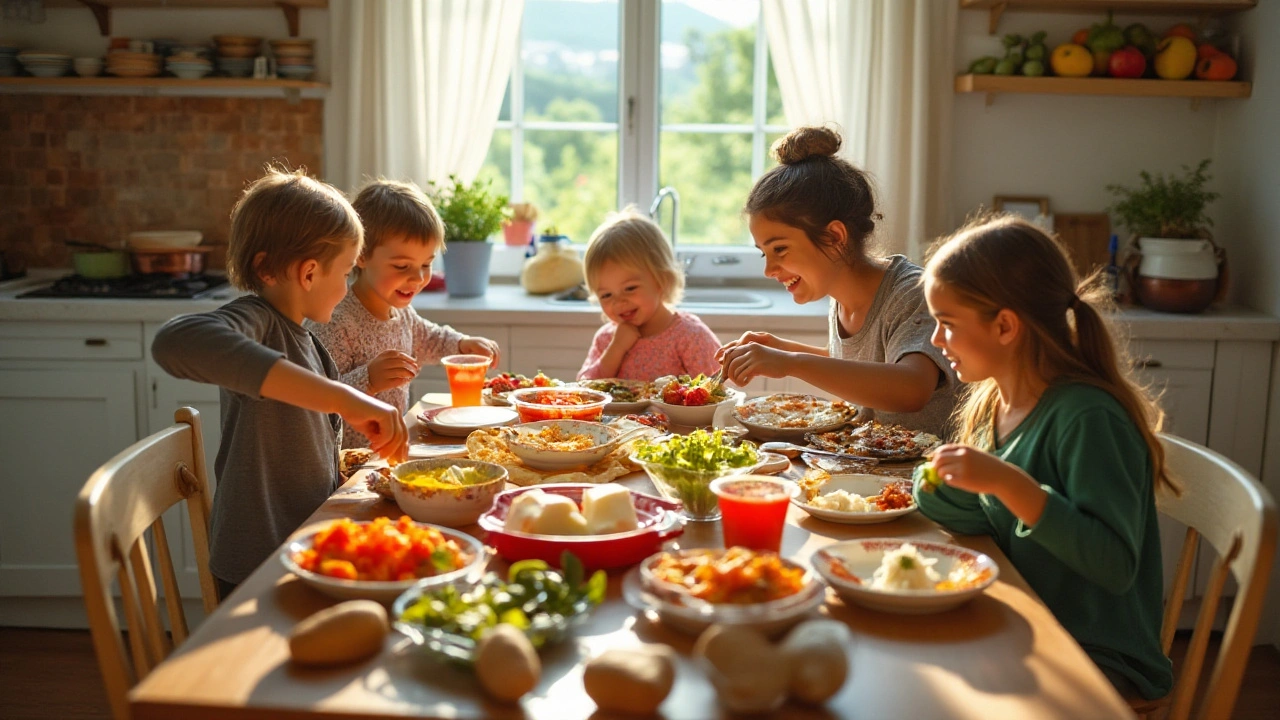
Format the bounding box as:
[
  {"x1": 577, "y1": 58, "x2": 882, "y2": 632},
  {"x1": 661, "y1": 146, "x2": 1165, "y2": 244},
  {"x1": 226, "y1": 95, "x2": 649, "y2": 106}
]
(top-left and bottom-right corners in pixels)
[{"x1": 1, "y1": 627, "x2": 1278, "y2": 719}]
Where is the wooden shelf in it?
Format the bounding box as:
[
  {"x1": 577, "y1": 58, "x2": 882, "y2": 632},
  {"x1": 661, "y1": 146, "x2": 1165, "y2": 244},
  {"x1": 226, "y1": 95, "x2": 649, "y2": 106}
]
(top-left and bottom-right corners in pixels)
[
  {"x1": 0, "y1": 76, "x2": 327, "y2": 100},
  {"x1": 45, "y1": 0, "x2": 328, "y2": 37},
  {"x1": 961, "y1": 0, "x2": 1257, "y2": 34},
  {"x1": 956, "y1": 74, "x2": 1251, "y2": 101}
]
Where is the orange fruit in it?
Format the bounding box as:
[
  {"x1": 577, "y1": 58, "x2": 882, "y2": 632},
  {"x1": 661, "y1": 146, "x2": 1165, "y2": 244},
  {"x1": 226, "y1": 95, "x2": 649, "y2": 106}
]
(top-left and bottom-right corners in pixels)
[
  {"x1": 1195, "y1": 54, "x2": 1237, "y2": 81},
  {"x1": 1164, "y1": 23, "x2": 1197, "y2": 41},
  {"x1": 1050, "y1": 43, "x2": 1093, "y2": 78},
  {"x1": 1072, "y1": 28, "x2": 1090, "y2": 46}
]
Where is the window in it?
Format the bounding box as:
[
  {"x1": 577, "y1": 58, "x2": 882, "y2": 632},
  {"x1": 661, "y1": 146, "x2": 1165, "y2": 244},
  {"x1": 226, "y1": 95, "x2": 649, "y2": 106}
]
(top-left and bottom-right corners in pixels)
[{"x1": 479, "y1": 0, "x2": 787, "y2": 248}]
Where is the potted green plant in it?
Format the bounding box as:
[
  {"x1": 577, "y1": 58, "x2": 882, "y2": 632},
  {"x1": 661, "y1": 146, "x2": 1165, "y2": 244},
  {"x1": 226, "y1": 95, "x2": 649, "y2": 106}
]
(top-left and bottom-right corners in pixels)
[
  {"x1": 1106, "y1": 159, "x2": 1222, "y2": 313},
  {"x1": 429, "y1": 174, "x2": 509, "y2": 298}
]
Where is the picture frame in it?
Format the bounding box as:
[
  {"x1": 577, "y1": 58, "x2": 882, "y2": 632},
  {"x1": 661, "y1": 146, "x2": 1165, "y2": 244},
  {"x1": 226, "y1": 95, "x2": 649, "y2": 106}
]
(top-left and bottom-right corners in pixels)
[{"x1": 993, "y1": 195, "x2": 1051, "y2": 222}]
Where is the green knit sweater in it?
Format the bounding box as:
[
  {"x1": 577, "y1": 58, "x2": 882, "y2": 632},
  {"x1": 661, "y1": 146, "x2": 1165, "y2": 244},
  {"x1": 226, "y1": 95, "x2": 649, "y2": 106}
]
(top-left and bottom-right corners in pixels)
[{"x1": 915, "y1": 382, "x2": 1173, "y2": 699}]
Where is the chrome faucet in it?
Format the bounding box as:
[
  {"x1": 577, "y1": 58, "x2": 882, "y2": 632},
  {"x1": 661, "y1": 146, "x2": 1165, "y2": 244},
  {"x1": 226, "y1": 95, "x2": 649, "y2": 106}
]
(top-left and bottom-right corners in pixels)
[
  {"x1": 649, "y1": 186, "x2": 680, "y2": 251},
  {"x1": 650, "y1": 186, "x2": 690, "y2": 270}
]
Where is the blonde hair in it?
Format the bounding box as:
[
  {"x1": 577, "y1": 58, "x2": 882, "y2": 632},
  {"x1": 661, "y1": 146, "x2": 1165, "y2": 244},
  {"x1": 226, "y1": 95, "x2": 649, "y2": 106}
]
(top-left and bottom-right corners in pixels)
[
  {"x1": 227, "y1": 166, "x2": 362, "y2": 293},
  {"x1": 350, "y1": 179, "x2": 444, "y2": 260},
  {"x1": 925, "y1": 214, "x2": 1176, "y2": 495},
  {"x1": 583, "y1": 208, "x2": 684, "y2": 305}
]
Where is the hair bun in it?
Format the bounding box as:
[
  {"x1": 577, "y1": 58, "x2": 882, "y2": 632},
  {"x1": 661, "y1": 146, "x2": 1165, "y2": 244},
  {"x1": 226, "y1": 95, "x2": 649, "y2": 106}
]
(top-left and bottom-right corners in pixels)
[{"x1": 772, "y1": 126, "x2": 842, "y2": 165}]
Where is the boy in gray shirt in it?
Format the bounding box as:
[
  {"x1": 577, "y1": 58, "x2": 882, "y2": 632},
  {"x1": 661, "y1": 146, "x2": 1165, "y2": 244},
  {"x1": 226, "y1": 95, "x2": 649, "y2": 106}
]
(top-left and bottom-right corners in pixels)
[{"x1": 152, "y1": 168, "x2": 408, "y2": 600}]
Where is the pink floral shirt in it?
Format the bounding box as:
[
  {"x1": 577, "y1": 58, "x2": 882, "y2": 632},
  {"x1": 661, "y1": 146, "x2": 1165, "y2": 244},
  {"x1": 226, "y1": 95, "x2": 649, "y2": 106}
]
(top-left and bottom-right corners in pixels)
[{"x1": 578, "y1": 311, "x2": 721, "y2": 381}]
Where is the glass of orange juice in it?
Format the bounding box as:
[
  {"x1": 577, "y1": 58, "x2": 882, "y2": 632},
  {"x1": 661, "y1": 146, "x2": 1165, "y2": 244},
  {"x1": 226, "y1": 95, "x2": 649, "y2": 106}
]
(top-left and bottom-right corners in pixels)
[
  {"x1": 710, "y1": 476, "x2": 797, "y2": 553},
  {"x1": 440, "y1": 354, "x2": 490, "y2": 407}
]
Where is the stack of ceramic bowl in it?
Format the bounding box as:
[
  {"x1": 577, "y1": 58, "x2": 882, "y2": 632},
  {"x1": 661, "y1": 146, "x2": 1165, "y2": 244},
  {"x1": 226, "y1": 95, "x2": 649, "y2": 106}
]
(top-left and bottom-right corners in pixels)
[
  {"x1": 73, "y1": 57, "x2": 103, "y2": 77},
  {"x1": 17, "y1": 52, "x2": 72, "y2": 78},
  {"x1": 269, "y1": 38, "x2": 314, "y2": 80},
  {"x1": 213, "y1": 35, "x2": 260, "y2": 77},
  {"x1": 106, "y1": 50, "x2": 161, "y2": 77},
  {"x1": 0, "y1": 47, "x2": 19, "y2": 77},
  {"x1": 165, "y1": 51, "x2": 211, "y2": 79}
]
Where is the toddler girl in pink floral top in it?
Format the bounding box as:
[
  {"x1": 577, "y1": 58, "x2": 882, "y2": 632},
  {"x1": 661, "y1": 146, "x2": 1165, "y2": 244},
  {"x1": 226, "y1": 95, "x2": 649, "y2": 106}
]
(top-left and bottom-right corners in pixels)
[{"x1": 577, "y1": 209, "x2": 720, "y2": 381}]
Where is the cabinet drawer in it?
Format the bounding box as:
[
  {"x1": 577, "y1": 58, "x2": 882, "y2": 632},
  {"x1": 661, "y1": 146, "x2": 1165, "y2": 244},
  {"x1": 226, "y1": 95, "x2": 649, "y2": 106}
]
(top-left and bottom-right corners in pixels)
[
  {"x1": 0, "y1": 321, "x2": 144, "y2": 360},
  {"x1": 1127, "y1": 340, "x2": 1214, "y2": 370}
]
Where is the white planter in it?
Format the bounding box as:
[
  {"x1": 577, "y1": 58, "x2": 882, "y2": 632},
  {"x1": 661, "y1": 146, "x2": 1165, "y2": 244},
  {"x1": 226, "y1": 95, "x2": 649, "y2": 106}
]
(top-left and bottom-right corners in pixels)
[{"x1": 1137, "y1": 237, "x2": 1219, "y2": 280}]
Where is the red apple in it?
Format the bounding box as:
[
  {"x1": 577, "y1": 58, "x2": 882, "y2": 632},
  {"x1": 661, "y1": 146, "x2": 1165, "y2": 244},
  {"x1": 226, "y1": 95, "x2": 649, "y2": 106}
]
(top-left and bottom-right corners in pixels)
[{"x1": 1109, "y1": 45, "x2": 1147, "y2": 78}]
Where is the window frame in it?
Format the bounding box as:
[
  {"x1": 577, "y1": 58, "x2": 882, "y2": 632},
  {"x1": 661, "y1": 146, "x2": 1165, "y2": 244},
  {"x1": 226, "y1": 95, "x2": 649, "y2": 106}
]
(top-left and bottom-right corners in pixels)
[{"x1": 491, "y1": 0, "x2": 786, "y2": 275}]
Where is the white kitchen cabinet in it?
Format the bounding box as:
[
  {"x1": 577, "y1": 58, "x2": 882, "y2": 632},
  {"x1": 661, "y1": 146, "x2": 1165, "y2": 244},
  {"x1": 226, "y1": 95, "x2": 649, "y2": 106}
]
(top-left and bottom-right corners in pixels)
[
  {"x1": 0, "y1": 367, "x2": 141, "y2": 600},
  {"x1": 508, "y1": 325, "x2": 597, "y2": 381}
]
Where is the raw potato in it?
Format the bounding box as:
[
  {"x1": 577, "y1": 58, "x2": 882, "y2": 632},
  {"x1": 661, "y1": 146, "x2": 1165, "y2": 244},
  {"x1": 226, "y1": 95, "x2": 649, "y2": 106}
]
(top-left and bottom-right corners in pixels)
[
  {"x1": 583, "y1": 645, "x2": 676, "y2": 715},
  {"x1": 780, "y1": 620, "x2": 849, "y2": 704},
  {"x1": 289, "y1": 600, "x2": 389, "y2": 667},
  {"x1": 693, "y1": 624, "x2": 790, "y2": 714},
  {"x1": 474, "y1": 624, "x2": 540, "y2": 703}
]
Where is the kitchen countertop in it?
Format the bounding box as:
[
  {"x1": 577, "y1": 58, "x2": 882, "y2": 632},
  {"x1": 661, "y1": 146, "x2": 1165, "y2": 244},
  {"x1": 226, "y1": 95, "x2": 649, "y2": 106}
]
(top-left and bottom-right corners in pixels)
[{"x1": 0, "y1": 272, "x2": 1277, "y2": 341}]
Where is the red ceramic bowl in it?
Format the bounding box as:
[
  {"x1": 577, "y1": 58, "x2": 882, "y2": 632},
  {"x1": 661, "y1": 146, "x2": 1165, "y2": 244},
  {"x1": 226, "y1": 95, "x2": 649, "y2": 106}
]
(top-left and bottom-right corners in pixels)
[{"x1": 478, "y1": 483, "x2": 684, "y2": 571}]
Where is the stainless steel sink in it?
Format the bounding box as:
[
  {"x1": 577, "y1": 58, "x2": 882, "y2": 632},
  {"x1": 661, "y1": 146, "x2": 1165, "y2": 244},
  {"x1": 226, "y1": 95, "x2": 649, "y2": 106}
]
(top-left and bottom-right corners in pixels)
[{"x1": 546, "y1": 287, "x2": 771, "y2": 310}]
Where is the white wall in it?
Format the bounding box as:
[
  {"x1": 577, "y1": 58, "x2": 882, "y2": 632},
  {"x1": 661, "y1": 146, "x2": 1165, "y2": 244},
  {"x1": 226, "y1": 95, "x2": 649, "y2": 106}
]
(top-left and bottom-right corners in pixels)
[
  {"x1": 951, "y1": 10, "x2": 1222, "y2": 225},
  {"x1": 1213, "y1": 2, "x2": 1280, "y2": 648},
  {"x1": 0, "y1": 7, "x2": 329, "y2": 80}
]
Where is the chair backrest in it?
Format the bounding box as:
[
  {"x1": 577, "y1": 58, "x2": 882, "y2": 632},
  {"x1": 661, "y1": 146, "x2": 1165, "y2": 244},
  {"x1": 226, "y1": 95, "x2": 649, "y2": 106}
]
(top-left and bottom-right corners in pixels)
[
  {"x1": 74, "y1": 407, "x2": 218, "y2": 720},
  {"x1": 1156, "y1": 433, "x2": 1278, "y2": 720}
]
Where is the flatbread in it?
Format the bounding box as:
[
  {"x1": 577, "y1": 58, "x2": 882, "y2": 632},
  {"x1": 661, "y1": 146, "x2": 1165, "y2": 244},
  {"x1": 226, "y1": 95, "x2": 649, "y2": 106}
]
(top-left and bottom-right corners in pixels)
[
  {"x1": 464, "y1": 425, "x2": 654, "y2": 487},
  {"x1": 806, "y1": 421, "x2": 941, "y2": 461},
  {"x1": 735, "y1": 393, "x2": 855, "y2": 430}
]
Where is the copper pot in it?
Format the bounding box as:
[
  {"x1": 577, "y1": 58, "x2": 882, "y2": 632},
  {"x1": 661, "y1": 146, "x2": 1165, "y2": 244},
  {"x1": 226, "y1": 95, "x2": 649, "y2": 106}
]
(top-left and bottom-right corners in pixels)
[
  {"x1": 128, "y1": 247, "x2": 212, "y2": 278},
  {"x1": 1135, "y1": 276, "x2": 1217, "y2": 314}
]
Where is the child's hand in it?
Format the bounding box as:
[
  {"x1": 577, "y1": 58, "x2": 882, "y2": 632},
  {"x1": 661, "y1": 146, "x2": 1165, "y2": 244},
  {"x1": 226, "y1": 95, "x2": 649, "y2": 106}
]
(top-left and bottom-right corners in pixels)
[
  {"x1": 367, "y1": 350, "x2": 420, "y2": 394},
  {"x1": 720, "y1": 342, "x2": 791, "y2": 386},
  {"x1": 610, "y1": 322, "x2": 642, "y2": 352},
  {"x1": 338, "y1": 393, "x2": 409, "y2": 464},
  {"x1": 928, "y1": 444, "x2": 1021, "y2": 495},
  {"x1": 458, "y1": 336, "x2": 501, "y2": 365},
  {"x1": 715, "y1": 331, "x2": 779, "y2": 363}
]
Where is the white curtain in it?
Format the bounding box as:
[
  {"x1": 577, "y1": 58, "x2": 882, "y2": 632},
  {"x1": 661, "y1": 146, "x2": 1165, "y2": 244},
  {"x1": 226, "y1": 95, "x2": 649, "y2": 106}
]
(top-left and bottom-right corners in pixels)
[
  {"x1": 327, "y1": 0, "x2": 524, "y2": 192},
  {"x1": 762, "y1": 0, "x2": 956, "y2": 260}
]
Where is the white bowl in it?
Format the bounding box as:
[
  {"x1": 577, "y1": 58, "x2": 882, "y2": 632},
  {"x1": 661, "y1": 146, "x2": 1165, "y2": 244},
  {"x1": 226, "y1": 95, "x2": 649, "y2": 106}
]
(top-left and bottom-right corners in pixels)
[
  {"x1": 391, "y1": 458, "x2": 507, "y2": 526},
  {"x1": 622, "y1": 550, "x2": 824, "y2": 638},
  {"x1": 812, "y1": 538, "x2": 999, "y2": 614},
  {"x1": 649, "y1": 388, "x2": 743, "y2": 428},
  {"x1": 126, "y1": 230, "x2": 203, "y2": 249},
  {"x1": 280, "y1": 520, "x2": 487, "y2": 602},
  {"x1": 502, "y1": 420, "x2": 617, "y2": 471},
  {"x1": 791, "y1": 473, "x2": 917, "y2": 524}
]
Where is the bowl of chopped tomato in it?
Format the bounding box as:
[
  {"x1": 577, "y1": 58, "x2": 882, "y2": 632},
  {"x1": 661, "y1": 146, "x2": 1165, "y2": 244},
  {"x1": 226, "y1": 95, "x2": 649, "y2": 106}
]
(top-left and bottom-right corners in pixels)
[
  {"x1": 509, "y1": 387, "x2": 610, "y2": 423},
  {"x1": 621, "y1": 546, "x2": 825, "y2": 637},
  {"x1": 281, "y1": 516, "x2": 488, "y2": 602}
]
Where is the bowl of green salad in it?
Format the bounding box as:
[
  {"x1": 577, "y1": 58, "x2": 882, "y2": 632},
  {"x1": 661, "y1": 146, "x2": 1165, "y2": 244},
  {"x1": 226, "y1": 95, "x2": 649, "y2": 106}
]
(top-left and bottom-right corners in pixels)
[{"x1": 630, "y1": 429, "x2": 761, "y2": 521}]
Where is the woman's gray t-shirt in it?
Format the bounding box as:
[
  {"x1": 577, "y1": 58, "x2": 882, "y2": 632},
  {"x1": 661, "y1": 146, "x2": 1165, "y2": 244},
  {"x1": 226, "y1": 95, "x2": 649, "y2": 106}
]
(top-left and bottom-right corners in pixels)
[{"x1": 827, "y1": 255, "x2": 958, "y2": 438}]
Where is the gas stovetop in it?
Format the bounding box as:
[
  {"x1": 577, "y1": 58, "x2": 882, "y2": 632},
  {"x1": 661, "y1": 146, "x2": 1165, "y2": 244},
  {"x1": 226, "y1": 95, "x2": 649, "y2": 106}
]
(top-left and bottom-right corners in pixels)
[{"x1": 18, "y1": 273, "x2": 230, "y2": 299}]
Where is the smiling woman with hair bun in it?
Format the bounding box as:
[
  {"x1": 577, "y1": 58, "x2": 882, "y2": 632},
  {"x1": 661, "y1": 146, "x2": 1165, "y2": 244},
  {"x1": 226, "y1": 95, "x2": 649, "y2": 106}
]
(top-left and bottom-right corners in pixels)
[{"x1": 715, "y1": 125, "x2": 958, "y2": 438}]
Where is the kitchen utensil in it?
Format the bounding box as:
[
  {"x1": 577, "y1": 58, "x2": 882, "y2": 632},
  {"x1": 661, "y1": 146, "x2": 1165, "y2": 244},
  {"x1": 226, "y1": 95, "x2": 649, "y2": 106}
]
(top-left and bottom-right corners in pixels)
[
  {"x1": 759, "y1": 441, "x2": 879, "y2": 464},
  {"x1": 66, "y1": 239, "x2": 121, "y2": 252},
  {"x1": 65, "y1": 239, "x2": 130, "y2": 279},
  {"x1": 127, "y1": 246, "x2": 212, "y2": 277}
]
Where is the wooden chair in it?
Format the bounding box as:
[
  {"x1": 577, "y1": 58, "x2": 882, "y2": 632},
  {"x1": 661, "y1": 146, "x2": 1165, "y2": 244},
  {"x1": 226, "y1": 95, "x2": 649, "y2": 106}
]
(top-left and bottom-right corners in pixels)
[
  {"x1": 1130, "y1": 433, "x2": 1278, "y2": 720},
  {"x1": 74, "y1": 407, "x2": 218, "y2": 720}
]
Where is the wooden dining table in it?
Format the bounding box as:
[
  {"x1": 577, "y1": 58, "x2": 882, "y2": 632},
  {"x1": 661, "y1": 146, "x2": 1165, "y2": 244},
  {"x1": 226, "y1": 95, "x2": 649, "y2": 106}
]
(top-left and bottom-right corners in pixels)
[{"x1": 129, "y1": 394, "x2": 1137, "y2": 720}]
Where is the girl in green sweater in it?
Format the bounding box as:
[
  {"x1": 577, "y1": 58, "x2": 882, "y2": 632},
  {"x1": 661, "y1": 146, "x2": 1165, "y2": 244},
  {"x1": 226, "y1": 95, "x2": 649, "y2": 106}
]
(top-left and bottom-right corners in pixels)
[{"x1": 915, "y1": 215, "x2": 1176, "y2": 700}]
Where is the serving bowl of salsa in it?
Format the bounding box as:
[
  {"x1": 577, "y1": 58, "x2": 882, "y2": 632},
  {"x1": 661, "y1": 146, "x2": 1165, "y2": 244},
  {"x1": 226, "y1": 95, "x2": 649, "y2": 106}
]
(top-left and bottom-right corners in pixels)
[{"x1": 508, "y1": 387, "x2": 611, "y2": 423}]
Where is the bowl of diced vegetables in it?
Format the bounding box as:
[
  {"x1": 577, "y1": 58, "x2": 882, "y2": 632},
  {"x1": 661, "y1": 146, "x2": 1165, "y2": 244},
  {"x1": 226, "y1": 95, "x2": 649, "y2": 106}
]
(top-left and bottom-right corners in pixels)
[
  {"x1": 392, "y1": 551, "x2": 607, "y2": 667},
  {"x1": 648, "y1": 374, "x2": 742, "y2": 428},
  {"x1": 630, "y1": 429, "x2": 760, "y2": 521},
  {"x1": 282, "y1": 516, "x2": 487, "y2": 602}
]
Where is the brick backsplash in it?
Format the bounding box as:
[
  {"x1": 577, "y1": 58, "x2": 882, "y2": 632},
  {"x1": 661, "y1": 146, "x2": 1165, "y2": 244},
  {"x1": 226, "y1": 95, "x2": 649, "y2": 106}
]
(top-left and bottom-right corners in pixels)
[{"x1": 0, "y1": 94, "x2": 324, "y2": 270}]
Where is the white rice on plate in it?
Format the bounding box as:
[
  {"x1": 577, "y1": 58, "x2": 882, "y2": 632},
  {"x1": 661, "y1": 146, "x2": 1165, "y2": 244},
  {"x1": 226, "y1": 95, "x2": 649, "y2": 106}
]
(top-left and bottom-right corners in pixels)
[{"x1": 870, "y1": 543, "x2": 940, "y2": 591}]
